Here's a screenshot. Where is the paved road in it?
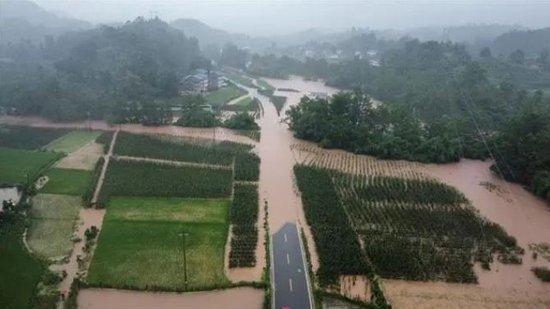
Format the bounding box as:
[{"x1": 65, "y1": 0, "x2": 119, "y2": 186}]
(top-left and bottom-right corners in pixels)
[{"x1": 273, "y1": 222, "x2": 312, "y2": 309}]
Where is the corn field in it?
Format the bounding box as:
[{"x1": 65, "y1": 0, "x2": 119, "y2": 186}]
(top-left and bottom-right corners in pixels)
[{"x1": 229, "y1": 184, "x2": 259, "y2": 268}]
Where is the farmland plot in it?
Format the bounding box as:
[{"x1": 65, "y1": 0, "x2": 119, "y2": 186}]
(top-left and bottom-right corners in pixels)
[
  {"x1": 0, "y1": 147, "x2": 62, "y2": 184},
  {"x1": 0, "y1": 125, "x2": 69, "y2": 150},
  {"x1": 27, "y1": 194, "x2": 81, "y2": 259},
  {"x1": 41, "y1": 168, "x2": 92, "y2": 196},
  {"x1": 229, "y1": 184, "x2": 259, "y2": 268},
  {"x1": 114, "y1": 132, "x2": 252, "y2": 166},
  {"x1": 294, "y1": 165, "x2": 522, "y2": 285},
  {"x1": 87, "y1": 197, "x2": 230, "y2": 291},
  {"x1": 99, "y1": 159, "x2": 233, "y2": 202},
  {"x1": 45, "y1": 130, "x2": 102, "y2": 153}
]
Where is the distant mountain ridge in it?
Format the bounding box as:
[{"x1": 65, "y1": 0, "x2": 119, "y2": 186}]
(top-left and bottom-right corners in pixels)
[{"x1": 0, "y1": 0, "x2": 92, "y2": 43}]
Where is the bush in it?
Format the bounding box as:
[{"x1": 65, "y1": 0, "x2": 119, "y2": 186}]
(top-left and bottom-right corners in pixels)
[
  {"x1": 532, "y1": 267, "x2": 550, "y2": 282},
  {"x1": 224, "y1": 112, "x2": 259, "y2": 131}
]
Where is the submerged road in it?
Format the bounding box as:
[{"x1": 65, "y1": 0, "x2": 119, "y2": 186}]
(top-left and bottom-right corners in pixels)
[{"x1": 273, "y1": 223, "x2": 312, "y2": 309}]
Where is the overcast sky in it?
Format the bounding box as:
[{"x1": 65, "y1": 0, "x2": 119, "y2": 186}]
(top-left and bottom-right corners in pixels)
[{"x1": 34, "y1": 0, "x2": 550, "y2": 36}]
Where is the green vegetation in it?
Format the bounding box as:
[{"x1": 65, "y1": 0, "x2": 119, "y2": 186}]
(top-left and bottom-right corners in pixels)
[
  {"x1": 294, "y1": 164, "x2": 522, "y2": 286},
  {"x1": 234, "y1": 130, "x2": 261, "y2": 142},
  {"x1": 235, "y1": 153, "x2": 260, "y2": 181},
  {"x1": 175, "y1": 94, "x2": 220, "y2": 127},
  {"x1": 0, "y1": 125, "x2": 69, "y2": 150},
  {"x1": 532, "y1": 267, "x2": 550, "y2": 282},
  {"x1": 223, "y1": 71, "x2": 257, "y2": 88},
  {"x1": 224, "y1": 112, "x2": 260, "y2": 131},
  {"x1": 293, "y1": 165, "x2": 368, "y2": 286},
  {"x1": 114, "y1": 132, "x2": 251, "y2": 165},
  {"x1": 27, "y1": 194, "x2": 81, "y2": 259},
  {"x1": 41, "y1": 168, "x2": 92, "y2": 196},
  {"x1": 257, "y1": 79, "x2": 275, "y2": 92},
  {"x1": 0, "y1": 147, "x2": 62, "y2": 184},
  {"x1": 1, "y1": 18, "x2": 202, "y2": 122},
  {"x1": 87, "y1": 197, "x2": 230, "y2": 291},
  {"x1": 206, "y1": 84, "x2": 247, "y2": 108},
  {"x1": 100, "y1": 159, "x2": 233, "y2": 202},
  {"x1": 229, "y1": 184, "x2": 259, "y2": 267},
  {"x1": 222, "y1": 96, "x2": 261, "y2": 112},
  {"x1": 492, "y1": 102, "x2": 550, "y2": 202},
  {"x1": 0, "y1": 212, "x2": 47, "y2": 309},
  {"x1": 45, "y1": 130, "x2": 102, "y2": 153}
]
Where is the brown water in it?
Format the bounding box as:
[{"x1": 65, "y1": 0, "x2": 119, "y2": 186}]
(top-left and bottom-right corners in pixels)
[
  {"x1": 0, "y1": 116, "x2": 255, "y2": 145},
  {"x1": 422, "y1": 159, "x2": 550, "y2": 293},
  {"x1": 78, "y1": 287, "x2": 264, "y2": 309},
  {"x1": 258, "y1": 77, "x2": 550, "y2": 307}
]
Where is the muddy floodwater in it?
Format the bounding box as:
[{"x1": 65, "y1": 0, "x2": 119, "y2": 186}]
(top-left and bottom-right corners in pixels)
[
  {"x1": 259, "y1": 76, "x2": 550, "y2": 307},
  {"x1": 0, "y1": 116, "x2": 255, "y2": 145},
  {"x1": 78, "y1": 287, "x2": 264, "y2": 309}
]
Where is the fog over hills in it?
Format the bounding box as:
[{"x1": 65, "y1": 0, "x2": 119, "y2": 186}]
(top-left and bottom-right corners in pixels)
[{"x1": 0, "y1": 0, "x2": 92, "y2": 43}]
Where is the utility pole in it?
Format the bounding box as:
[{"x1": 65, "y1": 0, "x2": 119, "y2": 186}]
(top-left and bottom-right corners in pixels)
[{"x1": 179, "y1": 231, "x2": 189, "y2": 290}]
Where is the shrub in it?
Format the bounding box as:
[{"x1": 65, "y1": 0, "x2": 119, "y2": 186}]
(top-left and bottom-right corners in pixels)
[{"x1": 532, "y1": 267, "x2": 550, "y2": 282}]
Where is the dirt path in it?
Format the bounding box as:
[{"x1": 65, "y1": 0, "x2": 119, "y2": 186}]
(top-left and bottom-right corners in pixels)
[
  {"x1": 112, "y1": 155, "x2": 231, "y2": 170},
  {"x1": 77, "y1": 287, "x2": 264, "y2": 309},
  {"x1": 91, "y1": 130, "x2": 118, "y2": 204}
]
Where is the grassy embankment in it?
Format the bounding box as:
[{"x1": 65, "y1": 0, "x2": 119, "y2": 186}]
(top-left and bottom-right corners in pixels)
[{"x1": 206, "y1": 84, "x2": 247, "y2": 109}]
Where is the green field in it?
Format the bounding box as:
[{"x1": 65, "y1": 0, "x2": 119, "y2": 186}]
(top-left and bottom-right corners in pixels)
[
  {"x1": 100, "y1": 159, "x2": 233, "y2": 202},
  {"x1": 206, "y1": 84, "x2": 247, "y2": 108},
  {"x1": 0, "y1": 147, "x2": 62, "y2": 184},
  {"x1": 42, "y1": 168, "x2": 92, "y2": 196},
  {"x1": 0, "y1": 125, "x2": 69, "y2": 150},
  {"x1": 27, "y1": 194, "x2": 81, "y2": 258},
  {"x1": 114, "y1": 132, "x2": 251, "y2": 165},
  {"x1": 257, "y1": 79, "x2": 274, "y2": 91},
  {"x1": 87, "y1": 197, "x2": 230, "y2": 291},
  {"x1": 0, "y1": 215, "x2": 46, "y2": 309},
  {"x1": 45, "y1": 130, "x2": 102, "y2": 153}
]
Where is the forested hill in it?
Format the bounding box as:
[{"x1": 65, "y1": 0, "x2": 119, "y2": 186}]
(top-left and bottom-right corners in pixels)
[
  {"x1": 0, "y1": 17, "x2": 203, "y2": 121},
  {"x1": 0, "y1": 0, "x2": 92, "y2": 43},
  {"x1": 492, "y1": 28, "x2": 550, "y2": 56}
]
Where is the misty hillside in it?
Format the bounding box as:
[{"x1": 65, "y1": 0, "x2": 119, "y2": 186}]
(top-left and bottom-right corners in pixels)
[
  {"x1": 491, "y1": 28, "x2": 550, "y2": 56},
  {"x1": 0, "y1": 17, "x2": 202, "y2": 121},
  {"x1": 170, "y1": 18, "x2": 248, "y2": 47},
  {"x1": 0, "y1": 0, "x2": 92, "y2": 43}
]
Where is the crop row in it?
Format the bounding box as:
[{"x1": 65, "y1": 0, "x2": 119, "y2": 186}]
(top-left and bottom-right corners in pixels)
[
  {"x1": 333, "y1": 173, "x2": 467, "y2": 205},
  {"x1": 114, "y1": 132, "x2": 253, "y2": 166},
  {"x1": 0, "y1": 125, "x2": 69, "y2": 150},
  {"x1": 229, "y1": 184, "x2": 259, "y2": 267},
  {"x1": 332, "y1": 171, "x2": 522, "y2": 280},
  {"x1": 293, "y1": 165, "x2": 369, "y2": 286},
  {"x1": 234, "y1": 153, "x2": 260, "y2": 181},
  {"x1": 99, "y1": 159, "x2": 232, "y2": 203}
]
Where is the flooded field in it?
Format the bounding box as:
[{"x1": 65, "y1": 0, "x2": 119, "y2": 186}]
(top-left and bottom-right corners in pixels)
[
  {"x1": 77, "y1": 287, "x2": 264, "y2": 309},
  {"x1": 0, "y1": 116, "x2": 256, "y2": 145},
  {"x1": 261, "y1": 76, "x2": 550, "y2": 307}
]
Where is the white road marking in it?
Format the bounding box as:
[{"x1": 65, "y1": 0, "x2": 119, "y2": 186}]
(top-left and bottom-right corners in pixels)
[
  {"x1": 286, "y1": 253, "x2": 290, "y2": 264},
  {"x1": 289, "y1": 278, "x2": 293, "y2": 292},
  {"x1": 284, "y1": 233, "x2": 288, "y2": 242}
]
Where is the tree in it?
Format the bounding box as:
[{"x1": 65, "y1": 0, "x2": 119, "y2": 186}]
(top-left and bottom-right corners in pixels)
[
  {"x1": 479, "y1": 47, "x2": 492, "y2": 58},
  {"x1": 224, "y1": 112, "x2": 259, "y2": 130},
  {"x1": 509, "y1": 49, "x2": 525, "y2": 65}
]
